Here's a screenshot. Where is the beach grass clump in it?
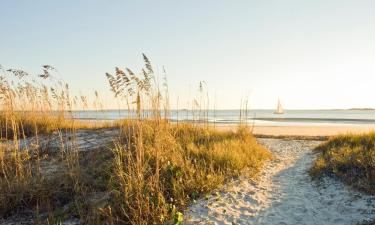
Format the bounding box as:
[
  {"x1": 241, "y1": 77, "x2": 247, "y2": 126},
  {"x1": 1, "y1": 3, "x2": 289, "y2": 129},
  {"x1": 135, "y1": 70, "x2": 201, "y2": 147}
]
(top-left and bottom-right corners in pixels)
[
  {"x1": 0, "y1": 121, "x2": 270, "y2": 224},
  {"x1": 311, "y1": 132, "x2": 375, "y2": 194},
  {"x1": 98, "y1": 121, "x2": 271, "y2": 225},
  {"x1": 0, "y1": 65, "x2": 96, "y2": 223},
  {"x1": 0, "y1": 65, "x2": 107, "y2": 139},
  {"x1": 95, "y1": 55, "x2": 271, "y2": 224},
  {"x1": 0, "y1": 140, "x2": 82, "y2": 218},
  {"x1": 0, "y1": 112, "x2": 95, "y2": 139},
  {"x1": 97, "y1": 55, "x2": 271, "y2": 224},
  {"x1": 0, "y1": 55, "x2": 271, "y2": 224}
]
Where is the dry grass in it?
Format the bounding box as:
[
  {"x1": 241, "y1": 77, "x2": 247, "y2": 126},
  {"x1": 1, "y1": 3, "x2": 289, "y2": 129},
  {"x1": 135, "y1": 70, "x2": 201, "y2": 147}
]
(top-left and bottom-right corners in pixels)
[
  {"x1": 0, "y1": 64, "x2": 103, "y2": 223},
  {"x1": 1, "y1": 122, "x2": 270, "y2": 224},
  {"x1": 0, "y1": 56, "x2": 271, "y2": 224},
  {"x1": 0, "y1": 112, "x2": 97, "y2": 139},
  {"x1": 311, "y1": 132, "x2": 375, "y2": 194},
  {"x1": 98, "y1": 122, "x2": 270, "y2": 224}
]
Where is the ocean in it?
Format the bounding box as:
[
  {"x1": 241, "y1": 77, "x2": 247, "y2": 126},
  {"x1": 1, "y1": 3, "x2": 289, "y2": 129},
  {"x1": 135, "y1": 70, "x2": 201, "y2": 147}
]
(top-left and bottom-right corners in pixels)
[{"x1": 71, "y1": 109, "x2": 375, "y2": 126}]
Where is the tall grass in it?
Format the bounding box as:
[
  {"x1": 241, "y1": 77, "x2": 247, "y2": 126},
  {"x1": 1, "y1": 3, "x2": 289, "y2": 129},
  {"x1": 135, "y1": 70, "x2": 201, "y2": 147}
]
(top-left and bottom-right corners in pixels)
[
  {"x1": 96, "y1": 122, "x2": 270, "y2": 224},
  {"x1": 0, "y1": 55, "x2": 271, "y2": 224},
  {"x1": 0, "y1": 65, "x2": 98, "y2": 223},
  {"x1": 311, "y1": 132, "x2": 375, "y2": 194},
  {"x1": 0, "y1": 65, "x2": 96, "y2": 138},
  {"x1": 99, "y1": 55, "x2": 271, "y2": 224}
]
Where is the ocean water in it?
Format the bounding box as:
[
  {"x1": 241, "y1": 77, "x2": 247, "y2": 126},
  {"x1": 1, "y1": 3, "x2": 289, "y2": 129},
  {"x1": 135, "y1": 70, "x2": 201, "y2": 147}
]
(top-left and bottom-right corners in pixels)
[{"x1": 71, "y1": 109, "x2": 375, "y2": 126}]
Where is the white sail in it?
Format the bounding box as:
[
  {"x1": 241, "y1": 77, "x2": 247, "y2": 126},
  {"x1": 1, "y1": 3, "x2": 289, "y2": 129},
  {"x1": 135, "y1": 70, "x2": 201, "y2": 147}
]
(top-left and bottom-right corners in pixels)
[{"x1": 274, "y1": 99, "x2": 284, "y2": 114}]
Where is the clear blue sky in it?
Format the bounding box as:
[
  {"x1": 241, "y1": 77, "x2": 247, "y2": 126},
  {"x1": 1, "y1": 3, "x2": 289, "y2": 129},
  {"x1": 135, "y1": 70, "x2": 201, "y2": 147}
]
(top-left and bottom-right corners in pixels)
[{"x1": 1, "y1": 0, "x2": 375, "y2": 109}]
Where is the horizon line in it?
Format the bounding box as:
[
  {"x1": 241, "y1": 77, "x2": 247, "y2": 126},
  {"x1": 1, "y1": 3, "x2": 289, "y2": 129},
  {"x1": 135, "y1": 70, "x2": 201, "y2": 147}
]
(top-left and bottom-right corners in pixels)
[{"x1": 64, "y1": 108, "x2": 375, "y2": 111}]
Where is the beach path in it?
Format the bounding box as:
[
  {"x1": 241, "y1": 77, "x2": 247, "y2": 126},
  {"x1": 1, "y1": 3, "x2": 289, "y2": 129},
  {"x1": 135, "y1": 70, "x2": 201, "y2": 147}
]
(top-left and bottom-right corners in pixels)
[{"x1": 185, "y1": 138, "x2": 375, "y2": 225}]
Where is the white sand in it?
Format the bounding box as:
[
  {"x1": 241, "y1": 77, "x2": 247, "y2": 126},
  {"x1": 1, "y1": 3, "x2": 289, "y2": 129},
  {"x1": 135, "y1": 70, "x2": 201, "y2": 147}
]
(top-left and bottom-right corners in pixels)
[
  {"x1": 185, "y1": 138, "x2": 375, "y2": 225},
  {"x1": 252, "y1": 125, "x2": 375, "y2": 136},
  {"x1": 217, "y1": 124, "x2": 375, "y2": 137}
]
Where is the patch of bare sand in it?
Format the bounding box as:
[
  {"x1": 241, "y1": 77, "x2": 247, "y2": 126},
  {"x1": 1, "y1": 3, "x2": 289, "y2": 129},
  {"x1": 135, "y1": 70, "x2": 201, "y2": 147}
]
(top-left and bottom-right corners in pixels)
[
  {"x1": 185, "y1": 138, "x2": 375, "y2": 225},
  {"x1": 217, "y1": 124, "x2": 375, "y2": 137}
]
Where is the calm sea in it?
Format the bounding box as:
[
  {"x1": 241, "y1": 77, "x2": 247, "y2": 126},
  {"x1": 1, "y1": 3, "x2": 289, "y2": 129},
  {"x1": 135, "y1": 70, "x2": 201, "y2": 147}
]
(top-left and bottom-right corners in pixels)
[{"x1": 71, "y1": 109, "x2": 375, "y2": 126}]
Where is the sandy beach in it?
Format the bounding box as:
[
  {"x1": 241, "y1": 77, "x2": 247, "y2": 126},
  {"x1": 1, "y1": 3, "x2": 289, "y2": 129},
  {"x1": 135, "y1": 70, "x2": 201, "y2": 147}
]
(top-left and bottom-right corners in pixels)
[
  {"x1": 217, "y1": 124, "x2": 375, "y2": 137},
  {"x1": 185, "y1": 138, "x2": 375, "y2": 225},
  {"x1": 3, "y1": 125, "x2": 375, "y2": 224}
]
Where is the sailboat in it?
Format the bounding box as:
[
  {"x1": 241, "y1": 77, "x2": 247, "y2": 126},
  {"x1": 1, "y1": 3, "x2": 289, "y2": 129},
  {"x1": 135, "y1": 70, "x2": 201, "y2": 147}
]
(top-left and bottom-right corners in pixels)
[{"x1": 274, "y1": 99, "x2": 284, "y2": 114}]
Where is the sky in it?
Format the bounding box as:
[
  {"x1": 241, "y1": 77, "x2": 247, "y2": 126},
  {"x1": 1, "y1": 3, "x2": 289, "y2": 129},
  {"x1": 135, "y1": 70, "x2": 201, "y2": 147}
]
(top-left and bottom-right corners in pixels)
[{"x1": 1, "y1": 0, "x2": 375, "y2": 109}]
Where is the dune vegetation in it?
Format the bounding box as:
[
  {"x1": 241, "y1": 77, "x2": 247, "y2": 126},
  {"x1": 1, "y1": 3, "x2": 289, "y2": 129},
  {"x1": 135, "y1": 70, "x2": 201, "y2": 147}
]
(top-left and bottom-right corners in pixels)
[
  {"x1": 0, "y1": 55, "x2": 271, "y2": 224},
  {"x1": 311, "y1": 133, "x2": 375, "y2": 194}
]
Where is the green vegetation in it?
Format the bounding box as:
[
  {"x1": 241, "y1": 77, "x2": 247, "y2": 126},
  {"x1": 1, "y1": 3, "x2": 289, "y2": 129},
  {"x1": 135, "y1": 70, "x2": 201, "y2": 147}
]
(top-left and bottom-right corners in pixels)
[
  {"x1": 311, "y1": 133, "x2": 375, "y2": 194},
  {"x1": 0, "y1": 55, "x2": 271, "y2": 224}
]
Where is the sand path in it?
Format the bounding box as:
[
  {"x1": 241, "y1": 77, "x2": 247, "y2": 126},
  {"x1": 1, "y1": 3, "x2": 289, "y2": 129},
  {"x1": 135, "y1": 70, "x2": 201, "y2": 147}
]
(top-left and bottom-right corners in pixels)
[{"x1": 185, "y1": 138, "x2": 375, "y2": 225}]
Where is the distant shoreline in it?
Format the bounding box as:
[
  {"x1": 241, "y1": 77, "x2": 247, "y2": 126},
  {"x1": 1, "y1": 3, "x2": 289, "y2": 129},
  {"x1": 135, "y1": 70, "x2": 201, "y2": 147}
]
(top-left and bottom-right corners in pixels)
[
  {"x1": 76, "y1": 118, "x2": 375, "y2": 138},
  {"x1": 347, "y1": 108, "x2": 375, "y2": 111},
  {"x1": 77, "y1": 117, "x2": 375, "y2": 126},
  {"x1": 37, "y1": 108, "x2": 375, "y2": 112}
]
